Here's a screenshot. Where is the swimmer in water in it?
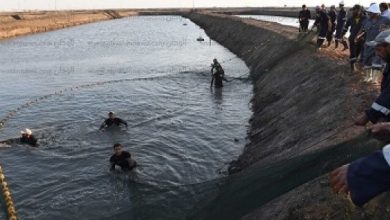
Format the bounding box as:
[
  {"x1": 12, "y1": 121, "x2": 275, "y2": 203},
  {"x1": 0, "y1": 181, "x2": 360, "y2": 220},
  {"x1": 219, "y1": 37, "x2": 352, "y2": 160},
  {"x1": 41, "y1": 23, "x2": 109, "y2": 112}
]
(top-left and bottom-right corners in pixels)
[
  {"x1": 110, "y1": 143, "x2": 137, "y2": 172},
  {"x1": 0, "y1": 128, "x2": 38, "y2": 147},
  {"x1": 99, "y1": 112, "x2": 128, "y2": 131}
]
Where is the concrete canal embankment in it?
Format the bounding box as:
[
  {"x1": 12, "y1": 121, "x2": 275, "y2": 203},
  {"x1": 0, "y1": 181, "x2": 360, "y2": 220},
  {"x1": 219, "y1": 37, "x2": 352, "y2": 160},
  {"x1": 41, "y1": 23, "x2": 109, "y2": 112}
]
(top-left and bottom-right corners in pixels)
[{"x1": 185, "y1": 12, "x2": 388, "y2": 219}]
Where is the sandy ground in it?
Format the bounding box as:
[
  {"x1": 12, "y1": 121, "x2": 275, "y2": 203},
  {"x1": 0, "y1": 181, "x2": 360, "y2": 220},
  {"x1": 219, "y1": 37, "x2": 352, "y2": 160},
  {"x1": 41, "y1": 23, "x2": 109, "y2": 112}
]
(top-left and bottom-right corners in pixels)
[
  {"x1": 0, "y1": 10, "x2": 143, "y2": 40},
  {"x1": 185, "y1": 12, "x2": 388, "y2": 219}
]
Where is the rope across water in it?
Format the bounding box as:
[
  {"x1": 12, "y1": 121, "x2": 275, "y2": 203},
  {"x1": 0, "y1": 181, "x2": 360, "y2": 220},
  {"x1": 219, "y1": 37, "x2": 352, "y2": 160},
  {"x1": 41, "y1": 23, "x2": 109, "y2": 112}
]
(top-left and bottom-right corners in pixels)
[{"x1": 0, "y1": 165, "x2": 18, "y2": 220}]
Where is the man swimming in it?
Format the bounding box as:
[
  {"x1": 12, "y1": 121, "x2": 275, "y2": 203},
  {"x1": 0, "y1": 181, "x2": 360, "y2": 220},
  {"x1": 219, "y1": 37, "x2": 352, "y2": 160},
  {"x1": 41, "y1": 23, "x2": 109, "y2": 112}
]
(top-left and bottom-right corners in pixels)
[
  {"x1": 0, "y1": 128, "x2": 38, "y2": 147},
  {"x1": 99, "y1": 112, "x2": 128, "y2": 131},
  {"x1": 109, "y1": 143, "x2": 137, "y2": 172}
]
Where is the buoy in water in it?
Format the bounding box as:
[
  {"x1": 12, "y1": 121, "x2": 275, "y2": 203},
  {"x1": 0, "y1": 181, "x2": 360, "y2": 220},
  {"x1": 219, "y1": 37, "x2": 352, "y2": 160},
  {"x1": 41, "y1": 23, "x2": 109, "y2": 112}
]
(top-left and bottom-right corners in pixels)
[{"x1": 197, "y1": 37, "x2": 205, "y2": 42}]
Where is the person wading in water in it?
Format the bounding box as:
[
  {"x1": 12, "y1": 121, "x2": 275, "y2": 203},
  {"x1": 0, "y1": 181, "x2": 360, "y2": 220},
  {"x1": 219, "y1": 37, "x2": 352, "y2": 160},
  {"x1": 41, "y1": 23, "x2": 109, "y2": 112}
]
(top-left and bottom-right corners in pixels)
[
  {"x1": 210, "y1": 58, "x2": 228, "y2": 88},
  {"x1": 99, "y1": 112, "x2": 128, "y2": 131}
]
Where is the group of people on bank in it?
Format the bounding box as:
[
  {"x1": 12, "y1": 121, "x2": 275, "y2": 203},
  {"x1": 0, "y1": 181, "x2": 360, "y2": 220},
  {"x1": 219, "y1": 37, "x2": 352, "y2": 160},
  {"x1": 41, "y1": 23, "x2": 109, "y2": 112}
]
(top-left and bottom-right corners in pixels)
[
  {"x1": 324, "y1": 20, "x2": 390, "y2": 207},
  {"x1": 299, "y1": 2, "x2": 390, "y2": 82},
  {"x1": 299, "y1": 1, "x2": 390, "y2": 208},
  {"x1": 295, "y1": 16, "x2": 390, "y2": 203}
]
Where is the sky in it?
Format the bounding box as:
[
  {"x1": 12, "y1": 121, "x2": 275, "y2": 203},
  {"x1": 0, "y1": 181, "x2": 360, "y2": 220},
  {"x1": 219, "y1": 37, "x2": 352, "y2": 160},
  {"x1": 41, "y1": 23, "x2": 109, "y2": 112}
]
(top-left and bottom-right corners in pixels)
[{"x1": 0, "y1": 0, "x2": 379, "y2": 11}]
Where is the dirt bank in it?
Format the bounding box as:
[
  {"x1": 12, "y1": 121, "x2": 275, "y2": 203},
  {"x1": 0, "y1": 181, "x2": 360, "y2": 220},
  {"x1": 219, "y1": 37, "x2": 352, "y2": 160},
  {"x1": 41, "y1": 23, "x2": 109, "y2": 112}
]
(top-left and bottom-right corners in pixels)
[
  {"x1": 185, "y1": 12, "x2": 389, "y2": 219},
  {"x1": 0, "y1": 10, "x2": 142, "y2": 40}
]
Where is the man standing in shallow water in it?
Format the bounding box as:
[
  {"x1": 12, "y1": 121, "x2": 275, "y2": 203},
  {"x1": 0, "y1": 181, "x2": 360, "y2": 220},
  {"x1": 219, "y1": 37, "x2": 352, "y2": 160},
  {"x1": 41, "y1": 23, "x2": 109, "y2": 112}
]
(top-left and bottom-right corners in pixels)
[
  {"x1": 99, "y1": 112, "x2": 128, "y2": 131},
  {"x1": 110, "y1": 143, "x2": 137, "y2": 172},
  {"x1": 210, "y1": 58, "x2": 227, "y2": 88}
]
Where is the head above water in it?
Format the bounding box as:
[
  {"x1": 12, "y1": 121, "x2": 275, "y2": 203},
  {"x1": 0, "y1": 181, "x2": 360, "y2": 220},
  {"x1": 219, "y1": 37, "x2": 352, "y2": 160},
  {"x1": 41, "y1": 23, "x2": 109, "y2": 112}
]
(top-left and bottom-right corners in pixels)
[
  {"x1": 113, "y1": 143, "x2": 124, "y2": 156},
  {"x1": 302, "y1": 4, "x2": 306, "y2": 9},
  {"x1": 213, "y1": 58, "x2": 218, "y2": 64},
  {"x1": 108, "y1": 111, "x2": 115, "y2": 119},
  {"x1": 20, "y1": 128, "x2": 32, "y2": 137}
]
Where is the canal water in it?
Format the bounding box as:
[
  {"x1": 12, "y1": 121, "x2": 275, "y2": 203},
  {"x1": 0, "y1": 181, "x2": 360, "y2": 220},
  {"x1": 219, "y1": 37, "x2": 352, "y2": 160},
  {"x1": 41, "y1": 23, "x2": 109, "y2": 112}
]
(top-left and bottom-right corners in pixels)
[{"x1": 0, "y1": 15, "x2": 252, "y2": 219}]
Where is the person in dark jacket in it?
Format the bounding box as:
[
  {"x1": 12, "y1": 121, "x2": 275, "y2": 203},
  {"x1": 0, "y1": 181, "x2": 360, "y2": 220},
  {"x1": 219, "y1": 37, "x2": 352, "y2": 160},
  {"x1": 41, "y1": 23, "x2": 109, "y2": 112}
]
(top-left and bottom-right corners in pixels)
[
  {"x1": 299, "y1": 4, "x2": 311, "y2": 32},
  {"x1": 356, "y1": 3, "x2": 390, "y2": 82},
  {"x1": 100, "y1": 112, "x2": 128, "y2": 131},
  {"x1": 110, "y1": 143, "x2": 137, "y2": 172},
  {"x1": 335, "y1": 1, "x2": 349, "y2": 50},
  {"x1": 20, "y1": 129, "x2": 38, "y2": 146},
  {"x1": 312, "y1": 6, "x2": 331, "y2": 49},
  {"x1": 333, "y1": 34, "x2": 390, "y2": 204},
  {"x1": 210, "y1": 58, "x2": 226, "y2": 88},
  {"x1": 355, "y1": 30, "x2": 390, "y2": 126},
  {"x1": 0, "y1": 128, "x2": 38, "y2": 147},
  {"x1": 326, "y1": 5, "x2": 337, "y2": 47},
  {"x1": 343, "y1": 4, "x2": 367, "y2": 71},
  {"x1": 331, "y1": 122, "x2": 390, "y2": 206}
]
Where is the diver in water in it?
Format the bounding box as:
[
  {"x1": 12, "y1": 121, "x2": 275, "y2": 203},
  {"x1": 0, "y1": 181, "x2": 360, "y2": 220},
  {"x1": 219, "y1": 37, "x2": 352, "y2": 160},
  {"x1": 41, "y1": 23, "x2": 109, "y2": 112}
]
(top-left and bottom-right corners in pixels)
[
  {"x1": 110, "y1": 143, "x2": 137, "y2": 172},
  {"x1": 210, "y1": 58, "x2": 228, "y2": 88},
  {"x1": 99, "y1": 112, "x2": 128, "y2": 131},
  {"x1": 0, "y1": 128, "x2": 38, "y2": 147}
]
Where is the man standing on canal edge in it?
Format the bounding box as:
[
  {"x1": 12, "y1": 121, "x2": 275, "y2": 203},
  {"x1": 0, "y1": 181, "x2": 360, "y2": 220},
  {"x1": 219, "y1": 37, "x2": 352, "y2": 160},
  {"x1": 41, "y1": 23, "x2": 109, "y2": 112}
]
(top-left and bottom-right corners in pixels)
[
  {"x1": 312, "y1": 5, "x2": 331, "y2": 49},
  {"x1": 110, "y1": 143, "x2": 137, "y2": 172},
  {"x1": 326, "y1": 5, "x2": 337, "y2": 47},
  {"x1": 335, "y1": 1, "x2": 348, "y2": 50},
  {"x1": 343, "y1": 4, "x2": 367, "y2": 71},
  {"x1": 299, "y1": 4, "x2": 311, "y2": 32}
]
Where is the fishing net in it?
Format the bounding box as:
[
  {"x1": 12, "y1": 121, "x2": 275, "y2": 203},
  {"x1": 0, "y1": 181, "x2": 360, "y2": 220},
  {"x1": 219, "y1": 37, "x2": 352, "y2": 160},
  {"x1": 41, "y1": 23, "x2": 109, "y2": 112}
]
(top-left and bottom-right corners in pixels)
[
  {"x1": 124, "y1": 131, "x2": 384, "y2": 220},
  {"x1": 188, "y1": 131, "x2": 384, "y2": 219}
]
